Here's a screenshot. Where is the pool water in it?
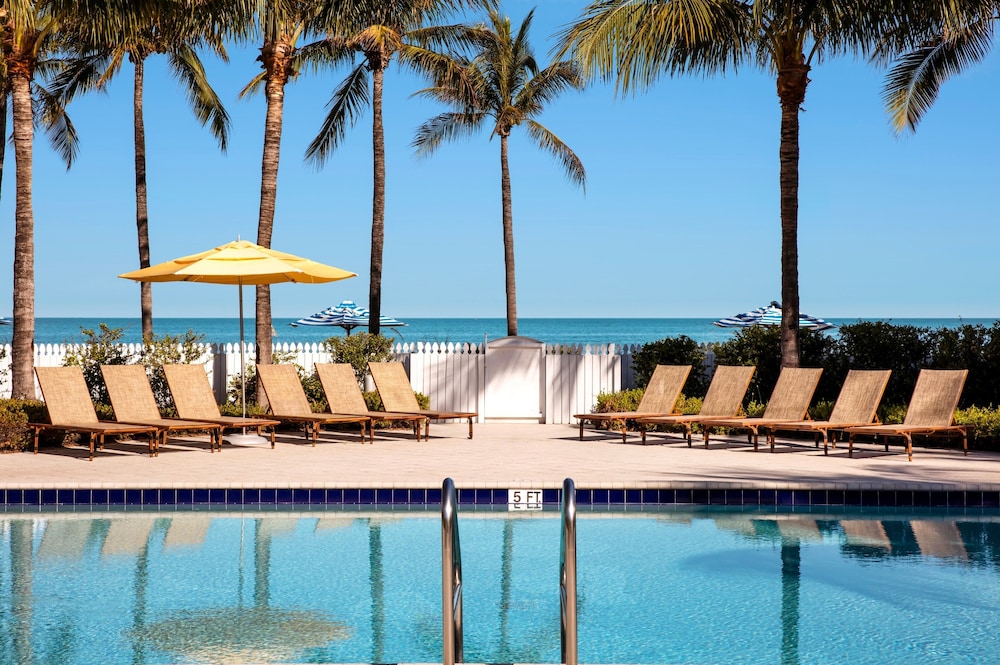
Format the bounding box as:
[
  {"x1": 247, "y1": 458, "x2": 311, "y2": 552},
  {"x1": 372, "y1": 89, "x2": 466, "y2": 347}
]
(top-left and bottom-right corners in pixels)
[{"x1": 1, "y1": 507, "x2": 998, "y2": 664}]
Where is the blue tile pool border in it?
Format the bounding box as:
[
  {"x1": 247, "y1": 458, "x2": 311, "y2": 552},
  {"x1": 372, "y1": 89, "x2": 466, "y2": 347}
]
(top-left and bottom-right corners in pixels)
[{"x1": 2, "y1": 485, "x2": 999, "y2": 509}]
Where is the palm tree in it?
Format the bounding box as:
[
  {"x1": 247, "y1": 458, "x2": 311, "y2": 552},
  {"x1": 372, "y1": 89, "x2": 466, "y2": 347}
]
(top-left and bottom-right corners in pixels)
[
  {"x1": 0, "y1": 1, "x2": 82, "y2": 399},
  {"x1": 53, "y1": 0, "x2": 232, "y2": 340},
  {"x1": 237, "y1": 0, "x2": 327, "y2": 374},
  {"x1": 306, "y1": 0, "x2": 475, "y2": 336},
  {"x1": 412, "y1": 7, "x2": 585, "y2": 336},
  {"x1": 557, "y1": 0, "x2": 919, "y2": 368},
  {"x1": 880, "y1": 2, "x2": 998, "y2": 134}
]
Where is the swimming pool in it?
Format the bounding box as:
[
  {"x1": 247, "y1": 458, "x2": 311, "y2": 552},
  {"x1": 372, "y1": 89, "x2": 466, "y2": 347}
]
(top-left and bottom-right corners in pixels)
[{"x1": 1, "y1": 506, "x2": 998, "y2": 664}]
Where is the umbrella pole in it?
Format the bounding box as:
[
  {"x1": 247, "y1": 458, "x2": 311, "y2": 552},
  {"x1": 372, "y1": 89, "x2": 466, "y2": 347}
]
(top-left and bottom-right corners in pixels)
[{"x1": 225, "y1": 282, "x2": 269, "y2": 446}]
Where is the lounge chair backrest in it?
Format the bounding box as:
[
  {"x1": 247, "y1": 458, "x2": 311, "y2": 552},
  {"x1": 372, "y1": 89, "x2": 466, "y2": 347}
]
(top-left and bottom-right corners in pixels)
[
  {"x1": 902, "y1": 369, "x2": 968, "y2": 427},
  {"x1": 827, "y1": 369, "x2": 892, "y2": 424},
  {"x1": 369, "y1": 362, "x2": 422, "y2": 412},
  {"x1": 101, "y1": 365, "x2": 161, "y2": 420},
  {"x1": 636, "y1": 365, "x2": 691, "y2": 414},
  {"x1": 761, "y1": 367, "x2": 823, "y2": 420},
  {"x1": 163, "y1": 364, "x2": 224, "y2": 420},
  {"x1": 256, "y1": 364, "x2": 314, "y2": 416},
  {"x1": 35, "y1": 366, "x2": 99, "y2": 425},
  {"x1": 698, "y1": 365, "x2": 756, "y2": 416},
  {"x1": 315, "y1": 363, "x2": 368, "y2": 413}
]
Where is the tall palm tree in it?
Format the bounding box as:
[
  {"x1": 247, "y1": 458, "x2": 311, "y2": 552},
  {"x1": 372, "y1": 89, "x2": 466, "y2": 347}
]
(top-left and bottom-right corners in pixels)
[
  {"x1": 0, "y1": 1, "x2": 82, "y2": 399},
  {"x1": 238, "y1": 0, "x2": 327, "y2": 373},
  {"x1": 557, "y1": 0, "x2": 919, "y2": 367},
  {"x1": 880, "y1": 2, "x2": 998, "y2": 133},
  {"x1": 53, "y1": 0, "x2": 233, "y2": 340},
  {"x1": 412, "y1": 7, "x2": 585, "y2": 336},
  {"x1": 306, "y1": 0, "x2": 475, "y2": 336}
]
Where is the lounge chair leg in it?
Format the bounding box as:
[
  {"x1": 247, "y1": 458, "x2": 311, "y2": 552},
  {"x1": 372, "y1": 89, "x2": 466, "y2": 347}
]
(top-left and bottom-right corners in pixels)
[
  {"x1": 91, "y1": 434, "x2": 98, "y2": 462},
  {"x1": 468, "y1": 417, "x2": 473, "y2": 439},
  {"x1": 822, "y1": 432, "x2": 828, "y2": 455},
  {"x1": 641, "y1": 429, "x2": 647, "y2": 444},
  {"x1": 33, "y1": 427, "x2": 39, "y2": 455},
  {"x1": 621, "y1": 420, "x2": 627, "y2": 444},
  {"x1": 905, "y1": 435, "x2": 913, "y2": 462},
  {"x1": 578, "y1": 420, "x2": 583, "y2": 441},
  {"x1": 703, "y1": 427, "x2": 711, "y2": 448},
  {"x1": 963, "y1": 431, "x2": 968, "y2": 456},
  {"x1": 848, "y1": 435, "x2": 855, "y2": 458},
  {"x1": 686, "y1": 427, "x2": 692, "y2": 447}
]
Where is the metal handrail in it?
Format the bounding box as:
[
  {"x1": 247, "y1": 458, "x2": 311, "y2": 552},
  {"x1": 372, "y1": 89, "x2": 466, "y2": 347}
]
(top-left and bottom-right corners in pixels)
[
  {"x1": 560, "y1": 477, "x2": 578, "y2": 665},
  {"x1": 442, "y1": 478, "x2": 463, "y2": 665}
]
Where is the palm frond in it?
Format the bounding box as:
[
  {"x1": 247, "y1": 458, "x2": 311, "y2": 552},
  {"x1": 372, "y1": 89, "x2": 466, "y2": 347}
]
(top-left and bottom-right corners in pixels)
[
  {"x1": 47, "y1": 51, "x2": 119, "y2": 103},
  {"x1": 238, "y1": 71, "x2": 268, "y2": 98},
  {"x1": 412, "y1": 110, "x2": 484, "y2": 157},
  {"x1": 35, "y1": 84, "x2": 79, "y2": 170},
  {"x1": 882, "y1": 19, "x2": 994, "y2": 133},
  {"x1": 524, "y1": 119, "x2": 586, "y2": 191},
  {"x1": 168, "y1": 45, "x2": 231, "y2": 152},
  {"x1": 305, "y1": 62, "x2": 371, "y2": 165},
  {"x1": 293, "y1": 37, "x2": 356, "y2": 76},
  {"x1": 516, "y1": 60, "x2": 584, "y2": 116}
]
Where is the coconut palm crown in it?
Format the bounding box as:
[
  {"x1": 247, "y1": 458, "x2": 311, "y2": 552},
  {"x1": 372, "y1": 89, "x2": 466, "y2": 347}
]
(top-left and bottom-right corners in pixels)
[
  {"x1": 411, "y1": 6, "x2": 585, "y2": 336},
  {"x1": 557, "y1": 0, "x2": 928, "y2": 367}
]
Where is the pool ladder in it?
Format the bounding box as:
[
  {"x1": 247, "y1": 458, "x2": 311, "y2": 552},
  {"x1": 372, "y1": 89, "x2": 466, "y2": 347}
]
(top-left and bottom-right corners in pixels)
[{"x1": 441, "y1": 477, "x2": 577, "y2": 665}]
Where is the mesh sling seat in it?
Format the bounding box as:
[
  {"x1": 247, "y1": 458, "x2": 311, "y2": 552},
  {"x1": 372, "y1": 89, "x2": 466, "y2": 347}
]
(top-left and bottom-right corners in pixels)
[
  {"x1": 839, "y1": 369, "x2": 969, "y2": 462},
  {"x1": 315, "y1": 363, "x2": 428, "y2": 442},
  {"x1": 637, "y1": 365, "x2": 756, "y2": 446},
  {"x1": 761, "y1": 369, "x2": 891, "y2": 454},
  {"x1": 256, "y1": 363, "x2": 371, "y2": 445},
  {"x1": 692, "y1": 367, "x2": 824, "y2": 449},
  {"x1": 31, "y1": 366, "x2": 160, "y2": 461},
  {"x1": 575, "y1": 365, "x2": 692, "y2": 444},
  {"x1": 162, "y1": 363, "x2": 281, "y2": 448},
  {"x1": 101, "y1": 364, "x2": 224, "y2": 454},
  {"x1": 368, "y1": 361, "x2": 477, "y2": 440}
]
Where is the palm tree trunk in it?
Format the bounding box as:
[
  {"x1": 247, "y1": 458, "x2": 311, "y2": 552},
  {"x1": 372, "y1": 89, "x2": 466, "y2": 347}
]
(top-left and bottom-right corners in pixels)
[
  {"x1": 134, "y1": 57, "x2": 153, "y2": 340},
  {"x1": 0, "y1": 95, "x2": 6, "y2": 200},
  {"x1": 256, "y1": 44, "x2": 291, "y2": 374},
  {"x1": 369, "y1": 65, "x2": 386, "y2": 337},
  {"x1": 500, "y1": 133, "x2": 517, "y2": 337},
  {"x1": 776, "y1": 62, "x2": 809, "y2": 369},
  {"x1": 10, "y1": 73, "x2": 36, "y2": 400}
]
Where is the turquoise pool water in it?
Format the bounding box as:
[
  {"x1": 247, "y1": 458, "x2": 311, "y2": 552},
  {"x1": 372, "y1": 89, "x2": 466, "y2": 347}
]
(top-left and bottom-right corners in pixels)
[{"x1": 1, "y1": 507, "x2": 998, "y2": 664}]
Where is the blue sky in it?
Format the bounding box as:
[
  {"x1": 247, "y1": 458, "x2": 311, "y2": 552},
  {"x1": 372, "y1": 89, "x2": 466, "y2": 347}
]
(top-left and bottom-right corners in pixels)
[{"x1": 1, "y1": 1, "x2": 997, "y2": 321}]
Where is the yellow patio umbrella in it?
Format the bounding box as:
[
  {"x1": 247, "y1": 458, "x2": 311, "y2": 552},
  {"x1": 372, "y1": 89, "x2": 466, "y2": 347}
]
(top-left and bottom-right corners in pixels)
[{"x1": 119, "y1": 240, "x2": 356, "y2": 435}]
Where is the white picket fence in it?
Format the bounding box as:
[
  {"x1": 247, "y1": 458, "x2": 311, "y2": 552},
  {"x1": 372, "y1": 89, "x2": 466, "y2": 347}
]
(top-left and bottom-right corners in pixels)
[{"x1": 0, "y1": 340, "x2": 660, "y2": 424}]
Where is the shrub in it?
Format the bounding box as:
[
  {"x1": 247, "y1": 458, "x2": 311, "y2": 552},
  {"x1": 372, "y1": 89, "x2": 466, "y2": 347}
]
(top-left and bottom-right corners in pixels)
[
  {"x1": 62, "y1": 324, "x2": 136, "y2": 405},
  {"x1": 835, "y1": 321, "x2": 933, "y2": 408},
  {"x1": 139, "y1": 330, "x2": 207, "y2": 409},
  {"x1": 711, "y1": 327, "x2": 838, "y2": 405},
  {"x1": 322, "y1": 333, "x2": 395, "y2": 387},
  {"x1": 930, "y1": 322, "x2": 1000, "y2": 408},
  {"x1": 956, "y1": 406, "x2": 1000, "y2": 450},
  {"x1": 0, "y1": 399, "x2": 30, "y2": 451},
  {"x1": 631, "y1": 336, "x2": 709, "y2": 395}
]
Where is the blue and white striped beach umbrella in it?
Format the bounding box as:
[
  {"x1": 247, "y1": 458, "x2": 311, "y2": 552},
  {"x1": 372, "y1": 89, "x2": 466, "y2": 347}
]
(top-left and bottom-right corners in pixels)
[
  {"x1": 291, "y1": 299, "x2": 406, "y2": 334},
  {"x1": 713, "y1": 301, "x2": 835, "y2": 331}
]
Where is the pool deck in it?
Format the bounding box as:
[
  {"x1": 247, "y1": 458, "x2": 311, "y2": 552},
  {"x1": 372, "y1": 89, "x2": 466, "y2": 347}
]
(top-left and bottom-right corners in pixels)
[{"x1": 3, "y1": 423, "x2": 999, "y2": 492}]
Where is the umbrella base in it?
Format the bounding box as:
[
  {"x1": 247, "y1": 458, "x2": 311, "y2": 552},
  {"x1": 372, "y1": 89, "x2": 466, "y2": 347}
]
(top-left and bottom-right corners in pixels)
[{"x1": 224, "y1": 432, "x2": 271, "y2": 446}]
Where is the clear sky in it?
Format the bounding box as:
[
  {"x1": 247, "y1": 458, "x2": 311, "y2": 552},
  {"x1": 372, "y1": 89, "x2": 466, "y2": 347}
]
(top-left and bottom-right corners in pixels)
[{"x1": 1, "y1": 1, "x2": 997, "y2": 321}]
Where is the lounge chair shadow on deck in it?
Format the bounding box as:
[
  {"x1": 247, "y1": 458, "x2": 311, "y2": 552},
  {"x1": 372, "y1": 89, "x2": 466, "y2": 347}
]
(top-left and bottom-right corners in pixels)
[
  {"x1": 31, "y1": 366, "x2": 161, "y2": 461},
  {"x1": 574, "y1": 365, "x2": 692, "y2": 444}
]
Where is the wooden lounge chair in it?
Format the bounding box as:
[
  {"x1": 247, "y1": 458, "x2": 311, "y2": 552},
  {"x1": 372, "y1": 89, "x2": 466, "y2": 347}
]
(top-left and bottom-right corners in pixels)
[
  {"x1": 574, "y1": 364, "x2": 692, "y2": 443},
  {"x1": 637, "y1": 365, "x2": 756, "y2": 446},
  {"x1": 839, "y1": 368, "x2": 969, "y2": 461},
  {"x1": 693, "y1": 367, "x2": 823, "y2": 449},
  {"x1": 761, "y1": 369, "x2": 891, "y2": 454},
  {"x1": 101, "y1": 365, "x2": 224, "y2": 454},
  {"x1": 315, "y1": 363, "x2": 428, "y2": 442},
  {"x1": 256, "y1": 363, "x2": 371, "y2": 445},
  {"x1": 368, "y1": 361, "x2": 478, "y2": 439},
  {"x1": 30, "y1": 366, "x2": 161, "y2": 461},
  {"x1": 162, "y1": 364, "x2": 280, "y2": 448}
]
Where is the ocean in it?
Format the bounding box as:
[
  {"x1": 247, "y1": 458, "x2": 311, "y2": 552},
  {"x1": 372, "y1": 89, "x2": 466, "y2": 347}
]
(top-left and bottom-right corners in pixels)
[{"x1": 3, "y1": 317, "x2": 996, "y2": 348}]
